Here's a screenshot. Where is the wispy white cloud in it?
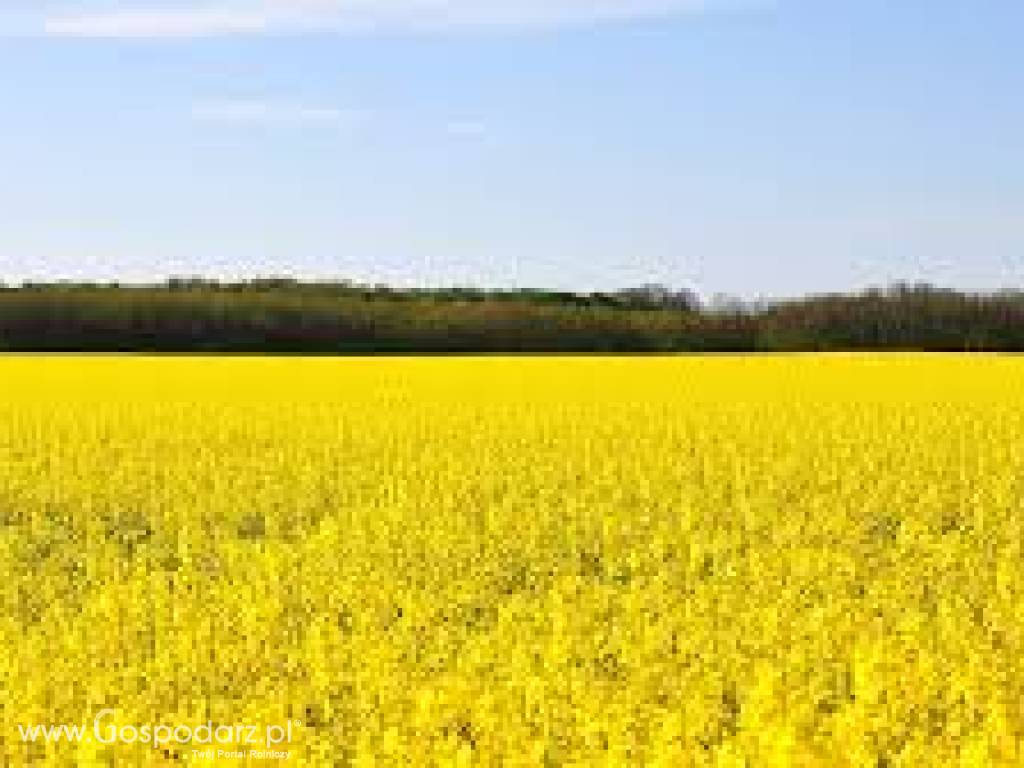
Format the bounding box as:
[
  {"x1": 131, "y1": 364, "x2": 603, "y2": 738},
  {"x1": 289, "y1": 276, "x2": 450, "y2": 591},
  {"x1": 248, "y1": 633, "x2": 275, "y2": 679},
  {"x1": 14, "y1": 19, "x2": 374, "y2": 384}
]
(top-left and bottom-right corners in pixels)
[
  {"x1": 41, "y1": 0, "x2": 757, "y2": 39},
  {"x1": 446, "y1": 120, "x2": 488, "y2": 139},
  {"x1": 46, "y1": 8, "x2": 270, "y2": 38},
  {"x1": 192, "y1": 99, "x2": 361, "y2": 125}
]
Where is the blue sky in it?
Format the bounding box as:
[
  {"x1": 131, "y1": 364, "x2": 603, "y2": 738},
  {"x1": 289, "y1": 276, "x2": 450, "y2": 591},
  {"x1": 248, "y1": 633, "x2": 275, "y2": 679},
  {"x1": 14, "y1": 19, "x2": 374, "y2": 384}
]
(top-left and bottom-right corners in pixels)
[{"x1": 0, "y1": 1, "x2": 1021, "y2": 298}]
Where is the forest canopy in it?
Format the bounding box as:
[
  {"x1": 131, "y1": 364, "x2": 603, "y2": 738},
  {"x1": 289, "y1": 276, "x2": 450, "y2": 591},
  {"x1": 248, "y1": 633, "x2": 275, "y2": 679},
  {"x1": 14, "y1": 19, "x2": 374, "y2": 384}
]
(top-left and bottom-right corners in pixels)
[{"x1": 1, "y1": 280, "x2": 1022, "y2": 353}]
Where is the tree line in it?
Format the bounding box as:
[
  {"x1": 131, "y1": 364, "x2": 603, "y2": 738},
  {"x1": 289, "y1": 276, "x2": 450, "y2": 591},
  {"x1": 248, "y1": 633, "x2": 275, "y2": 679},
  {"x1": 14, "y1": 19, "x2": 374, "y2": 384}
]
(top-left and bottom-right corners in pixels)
[{"x1": 1, "y1": 279, "x2": 1023, "y2": 353}]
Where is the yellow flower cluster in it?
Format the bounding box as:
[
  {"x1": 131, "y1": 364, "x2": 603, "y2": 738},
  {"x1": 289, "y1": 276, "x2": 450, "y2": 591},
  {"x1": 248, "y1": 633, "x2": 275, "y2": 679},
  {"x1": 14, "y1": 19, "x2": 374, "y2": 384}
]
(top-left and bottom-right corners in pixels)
[{"x1": 1, "y1": 355, "x2": 1023, "y2": 766}]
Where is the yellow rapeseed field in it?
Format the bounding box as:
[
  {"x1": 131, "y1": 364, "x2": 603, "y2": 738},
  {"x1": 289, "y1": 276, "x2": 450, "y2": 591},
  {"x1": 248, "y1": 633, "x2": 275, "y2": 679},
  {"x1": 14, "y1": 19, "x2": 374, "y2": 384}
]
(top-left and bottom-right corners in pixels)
[{"x1": 2, "y1": 355, "x2": 1023, "y2": 766}]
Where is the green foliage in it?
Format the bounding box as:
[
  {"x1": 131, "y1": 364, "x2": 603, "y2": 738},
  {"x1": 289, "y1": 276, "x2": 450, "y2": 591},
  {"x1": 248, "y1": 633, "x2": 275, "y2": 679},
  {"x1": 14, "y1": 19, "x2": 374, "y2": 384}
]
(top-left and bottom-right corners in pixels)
[{"x1": 0, "y1": 279, "x2": 1021, "y2": 352}]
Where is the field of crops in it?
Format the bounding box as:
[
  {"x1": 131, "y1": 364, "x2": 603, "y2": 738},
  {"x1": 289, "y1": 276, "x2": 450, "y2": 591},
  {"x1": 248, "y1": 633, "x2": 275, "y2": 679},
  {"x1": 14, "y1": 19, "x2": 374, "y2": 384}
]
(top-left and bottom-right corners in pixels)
[{"x1": 2, "y1": 355, "x2": 1023, "y2": 766}]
